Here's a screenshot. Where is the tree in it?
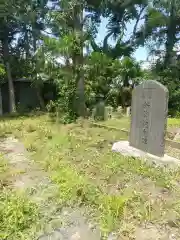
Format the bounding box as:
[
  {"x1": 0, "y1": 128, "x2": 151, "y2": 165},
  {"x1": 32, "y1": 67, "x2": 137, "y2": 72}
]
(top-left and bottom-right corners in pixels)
[
  {"x1": 110, "y1": 57, "x2": 142, "y2": 108},
  {"x1": 0, "y1": 0, "x2": 21, "y2": 113},
  {"x1": 90, "y1": 0, "x2": 148, "y2": 59},
  {"x1": 85, "y1": 53, "x2": 142, "y2": 109},
  {"x1": 136, "y1": 0, "x2": 180, "y2": 66},
  {"x1": 90, "y1": 36, "x2": 134, "y2": 59},
  {"x1": 17, "y1": 0, "x2": 48, "y2": 109},
  {"x1": 151, "y1": 57, "x2": 180, "y2": 116},
  {"x1": 46, "y1": 0, "x2": 104, "y2": 117},
  {"x1": 0, "y1": 0, "x2": 48, "y2": 112}
]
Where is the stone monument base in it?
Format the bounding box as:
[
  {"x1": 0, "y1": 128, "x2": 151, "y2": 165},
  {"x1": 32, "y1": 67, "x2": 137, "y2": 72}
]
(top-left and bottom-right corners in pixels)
[{"x1": 112, "y1": 141, "x2": 180, "y2": 167}]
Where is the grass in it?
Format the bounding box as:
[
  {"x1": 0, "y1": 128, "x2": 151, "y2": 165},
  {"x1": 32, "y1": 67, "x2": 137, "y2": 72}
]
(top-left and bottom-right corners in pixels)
[
  {"x1": 0, "y1": 190, "x2": 40, "y2": 240},
  {"x1": 0, "y1": 156, "x2": 9, "y2": 188},
  {"x1": 100, "y1": 116, "x2": 130, "y2": 130},
  {"x1": 0, "y1": 156, "x2": 40, "y2": 240},
  {"x1": 102, "y1": 116, "x2": 180, "y2": 131},
  {"x1": 1, "y1": 115, "x2": 180, "y2": 238},
  {"x1": 168, "y1": 118, "x2": 180, "y2": 128}
]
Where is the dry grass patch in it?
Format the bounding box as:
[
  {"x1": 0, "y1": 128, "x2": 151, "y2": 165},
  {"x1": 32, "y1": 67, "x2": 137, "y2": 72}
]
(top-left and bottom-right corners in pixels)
[
  {"x1": 0, "y1": 155, "x2": 40, "y2": 240},
  {"x1": 1, "y1": 115, "x2": 180, "y2": 238}
]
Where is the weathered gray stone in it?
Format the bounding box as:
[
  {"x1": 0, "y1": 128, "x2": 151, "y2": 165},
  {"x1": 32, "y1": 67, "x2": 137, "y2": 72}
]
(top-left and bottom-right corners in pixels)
[
  {"x1": 112, "y1": 141, "x2": 180, "y2": 167},
  {"x1": 117, "y1": 106, "x2": 123, "y2": 113},
  {"x1": 93, "y1": 101, "x2": 107, "y2": 121},
  {"x1": 115, "y1": 106, "x2": 123, "y2": 118},
  {"x1": 129, "y1": 81, "x2": 169, "y2": 157},
  {"x1": 106, "y1": 106, "x2": 113, "y2": 119},
  {"x1": 174, "y1": 133, "x2": 180, "y2": 141},
  {"x1": 173, "y1": 129, "x2": 180, "y2": 141},
  {"x1": 126, "y1": 107, "x2": 131, "y2": 117}
]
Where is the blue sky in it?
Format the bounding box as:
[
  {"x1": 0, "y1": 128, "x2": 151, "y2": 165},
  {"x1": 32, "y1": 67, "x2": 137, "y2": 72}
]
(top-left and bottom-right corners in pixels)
[{"x1": 96, "y1": 17, "x2": 148, "y2": 62}]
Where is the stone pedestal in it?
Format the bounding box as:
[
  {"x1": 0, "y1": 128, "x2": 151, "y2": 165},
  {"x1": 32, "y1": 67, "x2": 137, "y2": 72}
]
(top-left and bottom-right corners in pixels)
[{"x1": 112, "y1": 141, "x2": 180, "y2": 167}]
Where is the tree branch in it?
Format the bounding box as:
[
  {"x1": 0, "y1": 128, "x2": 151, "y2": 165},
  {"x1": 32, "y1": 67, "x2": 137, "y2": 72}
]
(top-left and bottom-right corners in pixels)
[
  {"x1": 82, "y1": 13, "x2": 93, "y2": 25},
  {"x1": 103, "y1": 31, "x2": 114, "y2": 50},
  {"x1": 133, "y1": 6, "x2": 147, "y2": 37},
  {"x1": 90, "y1": 38, "x2": 100, "y2": 52}
]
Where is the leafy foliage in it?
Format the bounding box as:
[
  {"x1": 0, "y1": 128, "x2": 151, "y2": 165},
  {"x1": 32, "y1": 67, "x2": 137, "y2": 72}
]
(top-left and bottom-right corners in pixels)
[
  {"x1": 0, "y1": 189, "x2": 39, "y2": 240},
  {"x1": 0, "y1": 0, "x2": 179, "y2": 117},
  {"x1": 153, "y1": 62, "x2": 180, "y2": 116},
  {"x1": 85, "y1": 53, "x2": 142, "y2": 109},
  {"x1": 136, "y1": 0, "x2": 180, "y2": 66},
  {"x1": 0, "y1": 64, "x2": 5, "y2": 82}
]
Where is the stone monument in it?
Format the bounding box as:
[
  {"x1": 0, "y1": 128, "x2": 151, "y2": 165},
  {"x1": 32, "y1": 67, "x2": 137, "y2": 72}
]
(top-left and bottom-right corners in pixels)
[
  {"x1": 129, "y1": 80, "x2": 168, "y2": 157},
  {"x1": 112, "y1": 80, "x2": 179, "y2": 166}
]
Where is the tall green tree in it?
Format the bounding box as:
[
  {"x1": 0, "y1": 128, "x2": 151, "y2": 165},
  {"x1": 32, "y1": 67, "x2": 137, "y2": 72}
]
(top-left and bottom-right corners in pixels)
[
  {"x1": 85, "y1": 53, "x2": 142, "y2": 108},
  {"x1": 17, "y1": 0, "x2": 48, "y2": 109},
  {"x1": 0, "y1": 0, "x2": 49, "y2": 112},
  {"x1": 136, "y1": 0, "x2": 180, "y2": 66},
  {"x1": 0, "y1": 0, "x2": 21, "y2": 113},
  {"x1": 47, "y1": 0, "x2": 103, "y2": 117},
  {"x1": 90, "y1": 0, "x2": 148, "y2": 59}
]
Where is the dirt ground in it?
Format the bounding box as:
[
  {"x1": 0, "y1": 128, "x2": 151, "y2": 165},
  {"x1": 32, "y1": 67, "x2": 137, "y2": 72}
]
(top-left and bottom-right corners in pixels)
[
  {"x1": 0, "y1": 137, "x2": 101, "y2": 240},
  {"x1": 1, "y1": 116, "x2": 180, "y2": 240}
]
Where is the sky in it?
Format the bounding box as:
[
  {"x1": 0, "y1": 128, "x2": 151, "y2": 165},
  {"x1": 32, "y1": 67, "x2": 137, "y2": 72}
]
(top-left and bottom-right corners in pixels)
[{"x1": 95, "y1": 17, "x2": 149, "y2": 63}]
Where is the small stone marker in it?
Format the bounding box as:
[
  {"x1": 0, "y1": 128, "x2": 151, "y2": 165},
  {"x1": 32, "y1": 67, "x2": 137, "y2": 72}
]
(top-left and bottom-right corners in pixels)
[
  {"x1": 93, "y1": 101, "x2": 107, "y2": 121},
  {"x1": 126, "y1": 107, "x2": 131, "y2": 117},
  {"x1": 129, "y1": 80, "x2": 169, "y2": 157}
]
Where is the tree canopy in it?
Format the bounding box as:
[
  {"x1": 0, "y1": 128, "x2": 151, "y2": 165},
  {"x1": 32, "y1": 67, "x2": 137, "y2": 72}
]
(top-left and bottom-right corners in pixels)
[{"x1": 0, "y1": 0, "x2": 179, "y2": 117}]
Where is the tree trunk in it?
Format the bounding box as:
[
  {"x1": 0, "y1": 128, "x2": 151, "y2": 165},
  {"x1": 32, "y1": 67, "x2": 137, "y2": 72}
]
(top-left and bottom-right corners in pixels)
[
  {"x1": 32, "y1": 28, "x2": 46, "y2": 110},
  {"x1": 120, "y1": 88, "x2": 126, "y2": 109},
  {"x1": 0, "y1": 87, "x2": 3, "y2": 116},
  {"x1": 121, "y1": 95, "x2": 126, "y2": 109},
  {"x1": 24, "y1": 26, "x2": 30, "y2": 59},
  {"x1": 73, "y1": 2, "x2": 87, "y2": 117},
  {"x1": 6, "y1": 62, "x2": 16, "y2": 113},
  {"x1": 36, "y1": 86, "x2": 46, "y2": 110},
  {"x1": 2, "y1": 38, "x2": 16, "y2": 113},
  {"x1": 164, "y1": 0, "x2": 177, "y2": 66}
]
